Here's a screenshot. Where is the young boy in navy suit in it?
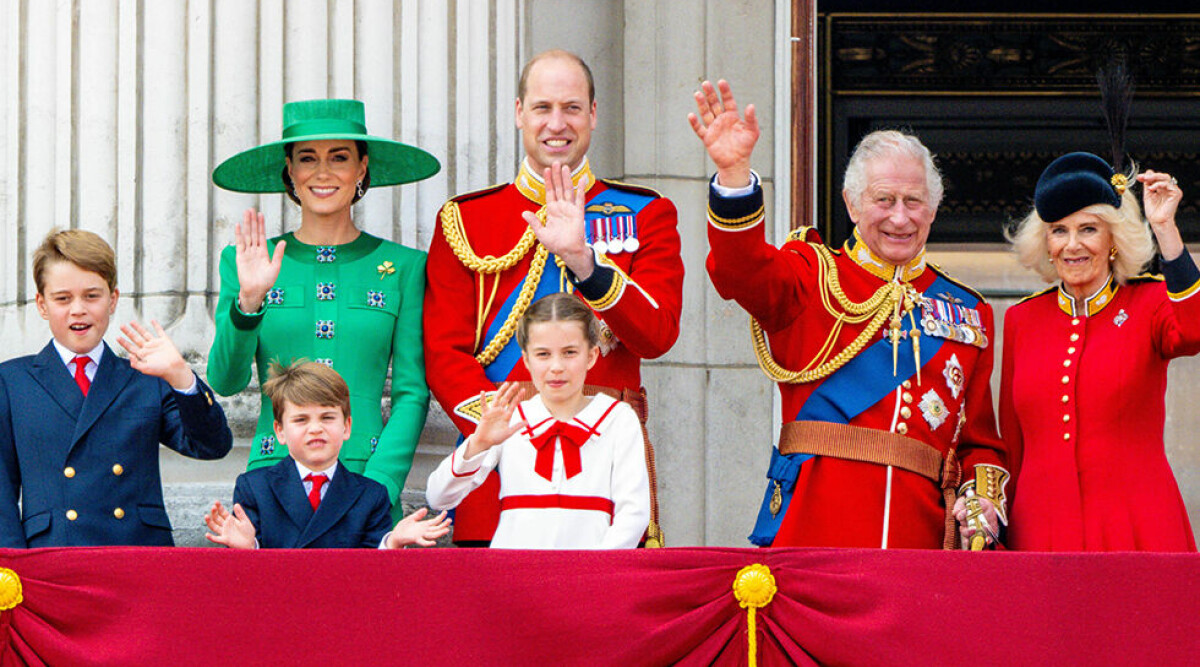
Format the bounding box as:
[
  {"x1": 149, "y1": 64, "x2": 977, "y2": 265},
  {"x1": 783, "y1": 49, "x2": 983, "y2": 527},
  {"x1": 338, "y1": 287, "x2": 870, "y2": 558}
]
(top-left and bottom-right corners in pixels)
[
  {"x1": 0, "y1": 229, "x2": 233, "y2": 547},
  {"x1": 204, "y1": 361, "x2": 450, "y2": 549}
]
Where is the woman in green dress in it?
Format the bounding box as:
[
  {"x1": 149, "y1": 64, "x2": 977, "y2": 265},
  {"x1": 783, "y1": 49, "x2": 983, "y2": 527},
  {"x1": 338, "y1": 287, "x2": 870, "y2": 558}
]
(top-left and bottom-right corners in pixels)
[{"x1": 209, "y1": 99, "x2": 439, "y2": 519}]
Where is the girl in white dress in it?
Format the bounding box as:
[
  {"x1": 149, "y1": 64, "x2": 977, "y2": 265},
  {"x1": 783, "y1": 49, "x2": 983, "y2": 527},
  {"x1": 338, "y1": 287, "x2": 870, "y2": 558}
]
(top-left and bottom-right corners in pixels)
[{"x1": 426, "y1": 293, "x2": 650, "y2": 549}]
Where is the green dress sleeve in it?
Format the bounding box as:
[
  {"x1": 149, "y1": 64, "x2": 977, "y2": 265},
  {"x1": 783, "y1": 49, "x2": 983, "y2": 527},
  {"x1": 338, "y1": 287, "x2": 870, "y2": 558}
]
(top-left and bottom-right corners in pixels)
[
  {"x1": 208, "y1": 244, "x2": 265, "y2": 397},
  {"x1": 362, "y1": 248, "x2": 430, "y2": 505}
]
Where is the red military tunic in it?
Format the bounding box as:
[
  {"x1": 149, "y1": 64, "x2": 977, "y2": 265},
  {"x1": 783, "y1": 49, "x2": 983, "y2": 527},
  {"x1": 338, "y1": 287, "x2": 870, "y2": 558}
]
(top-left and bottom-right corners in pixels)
[
  {"x1": 424, "y1": 159, "x2": 684, "y2": 541},
  {"x1": 1002, "y1": 253, "x2": 1200, "y2": 552},
  {"x1": 707, "y1": 181, "x2": 1007, "y2": 548}
]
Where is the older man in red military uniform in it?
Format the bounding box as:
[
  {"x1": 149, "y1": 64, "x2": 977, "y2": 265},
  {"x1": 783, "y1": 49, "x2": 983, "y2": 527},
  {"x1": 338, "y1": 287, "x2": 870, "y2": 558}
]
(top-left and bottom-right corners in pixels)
[
  {"x1": 689, "y1": 80, "x2": 1009, "y2": 549},
  {"x1": 424, "y1": 50, "x2": 684, "y2": 545}
]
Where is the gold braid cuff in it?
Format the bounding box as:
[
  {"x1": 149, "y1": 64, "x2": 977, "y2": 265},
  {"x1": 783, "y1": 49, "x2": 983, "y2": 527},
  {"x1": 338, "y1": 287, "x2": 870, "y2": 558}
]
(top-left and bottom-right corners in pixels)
[
  {"x1": 708, "y1": 204, "x2": 765, "y2": 231},
  {"x1": 959, "y1": 464, "x2": 1010, "y2": 525},
  {"x1": 751, "y1": 244, "x2": 914, "y2": 384}
]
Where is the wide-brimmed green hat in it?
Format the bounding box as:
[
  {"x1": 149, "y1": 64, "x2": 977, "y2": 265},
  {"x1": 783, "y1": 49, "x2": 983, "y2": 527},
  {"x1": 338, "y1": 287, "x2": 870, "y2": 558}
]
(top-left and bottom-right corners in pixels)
[{"x1": 212, "y1": 98, "x2": 439, "y2": 193}]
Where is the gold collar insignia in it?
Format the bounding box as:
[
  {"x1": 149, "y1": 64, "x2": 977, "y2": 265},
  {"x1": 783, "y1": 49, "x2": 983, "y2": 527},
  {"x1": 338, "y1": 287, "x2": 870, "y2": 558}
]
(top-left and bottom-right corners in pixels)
[
  {"x1": 1057, "y1": 274, "x2": 1118, "y2": 317},
  {"x1": 515, "y1": 157, "x2": 596, "y2": 205},
  {"x1": 845, "y1": 228, "x2": 927, "y2": 283}
]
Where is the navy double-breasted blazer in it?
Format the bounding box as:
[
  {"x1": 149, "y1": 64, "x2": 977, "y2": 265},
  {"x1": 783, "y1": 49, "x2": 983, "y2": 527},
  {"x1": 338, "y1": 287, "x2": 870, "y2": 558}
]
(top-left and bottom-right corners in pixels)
[
  {"x1": 234, "y1": 457, "x2": 393, "y2": 548},
  {"x1": 0, "y1": 341, "x2": 232, "y2": 547}
]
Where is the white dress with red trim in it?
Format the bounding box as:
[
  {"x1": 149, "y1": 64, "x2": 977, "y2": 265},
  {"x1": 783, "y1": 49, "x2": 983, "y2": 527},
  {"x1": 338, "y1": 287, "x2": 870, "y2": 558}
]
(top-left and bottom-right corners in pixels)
[{"x1": 425, "y1": 393, "x2": 650, "y2": 549}]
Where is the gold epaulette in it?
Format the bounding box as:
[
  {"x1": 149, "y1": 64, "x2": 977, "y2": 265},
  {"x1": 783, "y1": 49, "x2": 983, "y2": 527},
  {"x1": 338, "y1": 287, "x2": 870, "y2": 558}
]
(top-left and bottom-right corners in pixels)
[
  {"x1": 598, "y1": 178, "x2": 662, "y2": 199},
  {"x1": 785, "y1": 226, "x2": 823, "y2": 245},
  {"x1": 928, "y1": 263, "x2": 989, "y2": 305},
  {"x1": 1128, "y1": 272, "x2": 1165, "y2": 284}
]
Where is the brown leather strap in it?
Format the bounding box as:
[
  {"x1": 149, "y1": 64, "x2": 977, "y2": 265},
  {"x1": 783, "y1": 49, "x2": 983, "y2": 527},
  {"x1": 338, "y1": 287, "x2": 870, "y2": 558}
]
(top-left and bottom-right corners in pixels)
[
  {"x1": 515, "y1": 382, "x2": 663, "y2": 547},
  {"x1": 778, "y1": 421, "x2": 961, "y2": 550}
]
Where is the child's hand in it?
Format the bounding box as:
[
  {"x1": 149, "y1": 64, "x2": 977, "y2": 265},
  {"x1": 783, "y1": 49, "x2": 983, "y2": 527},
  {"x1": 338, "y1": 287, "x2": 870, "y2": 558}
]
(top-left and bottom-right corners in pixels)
[
  {"x1": 204, "y1": 501, "x2": 257, "y2": 550},
  {"x1": 465, "y1": 382, "x2": 526, "y2": 457},
  {"x1": 386, "y1": 507, "x2": 452, "y2": 549},
  {"x1": 117, "y1": 320, "x2": 195, "y2": 390}
]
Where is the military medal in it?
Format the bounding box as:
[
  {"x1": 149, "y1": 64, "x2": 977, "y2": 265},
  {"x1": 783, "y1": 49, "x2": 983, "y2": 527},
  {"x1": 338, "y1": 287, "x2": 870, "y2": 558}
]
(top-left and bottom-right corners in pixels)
[
  {"x1": 943, "y1": 354, "x2": 965, "y2": 399},
  {"x1": 919, "y1": 295, "x2": 987, "y2": 349},
  {"x1": 919, "y1": 389, "x2": 949, "y2": 430},
  {"x1": 623, "y1": 216, "x2": 639, "y2": 253},
  {"x1": 609, "y1": 217, "x2": 624, "y2": 255},
  {"x1": 592, "y1": 217, "x2": 608, "y2": 255}
]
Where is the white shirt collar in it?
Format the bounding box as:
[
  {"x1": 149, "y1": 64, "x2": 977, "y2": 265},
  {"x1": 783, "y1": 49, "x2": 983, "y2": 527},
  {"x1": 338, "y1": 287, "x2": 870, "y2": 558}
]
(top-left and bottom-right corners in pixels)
[
  {"x1": 295, "y1": 459, "x2": 338, "y2": 481},
  {"x1": 51, "y1": 339, "x2": 104, "y2": 370}
]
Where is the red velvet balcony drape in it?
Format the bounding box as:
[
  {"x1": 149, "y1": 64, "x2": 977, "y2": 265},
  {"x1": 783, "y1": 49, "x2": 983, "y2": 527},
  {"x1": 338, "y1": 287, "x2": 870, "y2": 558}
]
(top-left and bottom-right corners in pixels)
[{"x1": 0, "y1": 547, "x2": 1197, "y2": 666}]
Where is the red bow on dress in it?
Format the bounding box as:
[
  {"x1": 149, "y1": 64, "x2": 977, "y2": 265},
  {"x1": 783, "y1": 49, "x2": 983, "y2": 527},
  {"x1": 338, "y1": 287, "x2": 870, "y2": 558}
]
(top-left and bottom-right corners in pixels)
[{"x1": 529, "y1": 421, "x2": 594, "y2": 481}]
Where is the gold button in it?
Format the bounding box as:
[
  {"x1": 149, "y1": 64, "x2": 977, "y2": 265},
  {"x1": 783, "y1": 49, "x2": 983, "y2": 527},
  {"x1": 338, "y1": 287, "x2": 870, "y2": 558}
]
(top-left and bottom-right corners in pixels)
[
  {"x1": 64, "y1": 467, "x2": 76, "y2": 478},
  {"x1": 112, "y1": 464, "x2": 124, "y2": 476},
  {"x1": 903, "y1": 392, "x2": 913, "y2": 404},
  {"x1": 1061, "y1": 375, "x2": 1070, "y2": 384},
  {"x1": 900, "y1": 406, "x2": 912, "y2": 419},
  {"x1": 1063, "y1": 359, "x2": 1071, "y2": 368},
  {"x1": 897, "y1": 423, "x2": 909, "y2": 435},
  {"x1": 113, "y1": 507, "x2": 125, "y2": 519},
  {"x1": 1063, "y1": 433, "x2": 1071, "y2": 440},
  {"x1": 902, "y1": 380, "x2": 911, "y2": 389},
  {"x1": 1070, "y1": 333, "x2": 1080, "y2": 342},
  {"x1": 1072, "y1": 318, "x2": 1080, "y2": 326},
  {"x1": 66, "y1": 510, "x2": 78, "y2": 521},
  {"x1": 1062, "y1": 395, "x2": 1070, "y2": 403},
  {"x1": 1068, "y1": 347, "x2": 1076, "y2": 354},
  {"x1": 1063, "y1": 414, "x2": 1070, "y2": 422}
]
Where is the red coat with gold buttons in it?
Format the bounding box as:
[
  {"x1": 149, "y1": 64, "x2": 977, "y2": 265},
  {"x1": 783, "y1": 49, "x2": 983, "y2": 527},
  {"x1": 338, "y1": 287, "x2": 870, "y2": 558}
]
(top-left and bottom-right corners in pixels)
[
  {"x1": 1002, "y1": 261, "x2": 1200, "y2": 552},
  {"x1": 707, "y1": 182, "x2": 1007, "y2": 549}
]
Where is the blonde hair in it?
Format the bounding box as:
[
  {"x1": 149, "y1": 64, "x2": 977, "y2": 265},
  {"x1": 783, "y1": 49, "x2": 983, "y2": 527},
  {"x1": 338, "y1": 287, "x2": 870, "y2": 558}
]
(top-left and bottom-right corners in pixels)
[
  {"x1": 516, "y1": 293, "x2": 600, "y2": 350},
  {"x1": 262, "y1": 361, "x2": 351, "y2": 424},
  {"x1": 33, "y1": 229, "x2": 117, "y2": 294},
  {"x1": 1008, "y1": 186, "x2": 1154, "y2": 284}
]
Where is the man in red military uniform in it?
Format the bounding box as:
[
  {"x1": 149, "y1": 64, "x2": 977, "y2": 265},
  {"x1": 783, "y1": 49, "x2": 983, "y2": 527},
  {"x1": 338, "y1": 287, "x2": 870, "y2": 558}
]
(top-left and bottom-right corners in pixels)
[
  {"x1": 689, "y1": 79, "x2": 1009, "y2": 549},
  {"x1": 424, "y1": 50, "x2": 684, "y2": 545}
]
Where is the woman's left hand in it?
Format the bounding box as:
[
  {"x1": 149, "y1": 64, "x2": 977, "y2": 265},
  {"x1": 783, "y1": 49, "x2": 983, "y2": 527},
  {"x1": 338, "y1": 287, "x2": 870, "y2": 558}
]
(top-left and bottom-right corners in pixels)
[{"x1": 1138, "y1": 170, "x2": 1185, "y2": 260}]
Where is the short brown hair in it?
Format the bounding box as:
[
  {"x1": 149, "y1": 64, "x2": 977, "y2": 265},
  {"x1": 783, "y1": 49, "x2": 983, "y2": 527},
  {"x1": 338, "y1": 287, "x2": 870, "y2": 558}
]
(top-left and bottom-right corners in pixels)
[
  {"x1": 516, "y1": 292, "x2": 600, "y2": 350},
  {"x1": 262, "y1": 361, "x2": 351, "y2": 424},
  {"x1": 518, "y1": 50, "x2": 595, "y2": 104},
  {"x1": 33, "y1": 229, "x2": 117, "y2": 294}
]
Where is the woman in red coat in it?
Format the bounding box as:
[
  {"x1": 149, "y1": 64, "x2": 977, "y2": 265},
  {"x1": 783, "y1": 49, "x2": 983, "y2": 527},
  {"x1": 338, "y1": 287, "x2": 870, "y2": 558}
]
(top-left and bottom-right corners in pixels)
[{"x1": 1002, "y1": 152, "x2": 1200, "y2": 551}]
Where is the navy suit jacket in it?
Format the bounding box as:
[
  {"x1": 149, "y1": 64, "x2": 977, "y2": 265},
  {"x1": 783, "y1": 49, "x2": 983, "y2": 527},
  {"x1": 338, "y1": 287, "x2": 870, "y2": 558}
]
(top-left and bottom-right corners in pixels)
[
  {"x1": 234, "y1": 457, "x2": 393, "y2": 548},
  {"x1": 0, "y1": 341, "x2": 232, "y2": 547}
]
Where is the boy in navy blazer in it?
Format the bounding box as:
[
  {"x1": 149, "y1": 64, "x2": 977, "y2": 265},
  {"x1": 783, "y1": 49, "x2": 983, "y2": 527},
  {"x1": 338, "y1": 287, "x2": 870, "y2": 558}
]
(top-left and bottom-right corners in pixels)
[
  {"x1": 0, "y1": 229, "x2": 232, "y2": 547},
  {"x1": 204, "y1": 361, "x2": 450, "y2": 549}
]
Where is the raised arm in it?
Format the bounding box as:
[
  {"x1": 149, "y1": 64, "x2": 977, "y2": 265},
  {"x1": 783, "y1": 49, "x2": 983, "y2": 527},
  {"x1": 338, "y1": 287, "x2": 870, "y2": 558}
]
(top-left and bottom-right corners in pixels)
[{"x1": 207, "y1": 210, "x2": 284, "y2": 397}]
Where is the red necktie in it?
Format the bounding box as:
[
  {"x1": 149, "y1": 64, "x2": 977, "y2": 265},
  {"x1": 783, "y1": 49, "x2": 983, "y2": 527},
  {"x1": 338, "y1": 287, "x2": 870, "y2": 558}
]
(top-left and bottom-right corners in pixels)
[
  {"x1": 305, "y1": 473, "x2": 328, "y2": 511},
  {"x1": 73, "y1": 356, "x2": 91, "y2": 396},
  {"x1": 529, "y1": 421, "x2": 594, "y2": 481}
]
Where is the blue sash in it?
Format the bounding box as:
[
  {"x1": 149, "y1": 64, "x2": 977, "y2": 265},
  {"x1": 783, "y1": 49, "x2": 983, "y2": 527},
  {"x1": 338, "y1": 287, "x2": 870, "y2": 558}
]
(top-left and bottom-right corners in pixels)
[
  {"x1": 749, "y1": 273, "x2": 976, "y2": 545},
  {"x1": 481, "y1": 262, "x2": 563, "y2": 383},
  {"x1": 481, "y1": 187, "x2": 655, "y2": 382}
]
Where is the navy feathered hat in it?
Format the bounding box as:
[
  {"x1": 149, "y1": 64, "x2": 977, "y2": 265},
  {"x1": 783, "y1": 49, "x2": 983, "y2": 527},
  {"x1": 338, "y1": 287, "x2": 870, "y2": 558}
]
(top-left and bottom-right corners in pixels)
[{"x1": 1033, "y1": 152, "x2": 1124, "y2": 223}]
